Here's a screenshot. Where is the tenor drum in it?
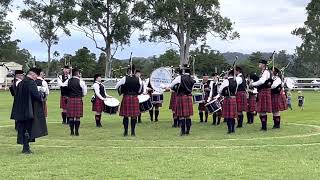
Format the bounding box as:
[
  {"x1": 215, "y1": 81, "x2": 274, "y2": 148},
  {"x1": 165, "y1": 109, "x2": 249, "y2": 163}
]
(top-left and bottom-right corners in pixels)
[
  {"x1": 138, "y1": 94, "x2": 153, "y2": 112},
  {"x1": 151, "y1": 93, "x2": 164, "y2": 103},
  {"x1": 150, "y1": 67, "x2": 172, "y2": 93},
  {"x1": 193, "y1": 93, "x2": 204, "y2": 104},
  {"x1": 104, "y1": 98, "x2": 120, "y2": 115},
  {"x1": 205, "y1": 99, "x2": 222, "y2": 114}
]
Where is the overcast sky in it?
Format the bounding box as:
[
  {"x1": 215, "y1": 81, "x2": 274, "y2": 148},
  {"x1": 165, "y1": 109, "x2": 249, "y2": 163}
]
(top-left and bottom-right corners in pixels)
[{"x1": 6, "y1": 0, "x2": 310, "y2": 61}]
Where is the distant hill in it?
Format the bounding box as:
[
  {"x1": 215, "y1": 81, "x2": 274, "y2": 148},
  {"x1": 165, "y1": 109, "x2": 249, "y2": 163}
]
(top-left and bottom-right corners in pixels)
[{"x1": 222, "y1": 52, "x2": 283, "y2": 64}]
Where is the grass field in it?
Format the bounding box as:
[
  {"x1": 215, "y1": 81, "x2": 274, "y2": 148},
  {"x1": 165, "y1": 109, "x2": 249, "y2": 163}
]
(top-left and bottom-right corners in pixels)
[{"x1": 0, "y1": 90, "x2": 320, "y2": 179}]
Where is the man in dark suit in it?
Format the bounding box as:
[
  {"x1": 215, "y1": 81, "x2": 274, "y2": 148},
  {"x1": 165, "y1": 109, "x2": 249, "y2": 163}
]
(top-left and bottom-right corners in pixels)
[{"x1": 11, "y1": 68, "x2": 48, "y2": 154}]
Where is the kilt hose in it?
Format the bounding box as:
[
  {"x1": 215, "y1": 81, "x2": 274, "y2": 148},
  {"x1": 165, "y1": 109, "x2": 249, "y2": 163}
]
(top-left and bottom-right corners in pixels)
[
  {"x1": 222, "y1": 97, "x2": 237, "y2": 119},
  {"x1": 152, "y1": 102, "x2": 162, "y2": 108},
  {"x1": 92, "y1": 98, "x2": 104, "y2": 113},
  {"x1": 60, "y1": 96, "x2": 68, "y2": 109},
  {"x1": 169, "y1": 92, "x2": 177, "y2": 111},
  {"x1": 236, "y1": 91, "x2": 248, "y2": 112},
  {"x1": 67, "y1": 97, "x2": 83, "y2": 118},
  {"x1": 272, "y1": 92, "x2": 288, "y2": 112},
  {"x1": 120, "y1": 95, "x2": 140, "y2": 117},
  {"x1": 175, "y1": 95, "x2": 194, "y2": 117},
  {"x1": 248, "y1": 95, "x2": 257, "y2": 112},
  {"x1": 257, "y1": 88, "x2": 272, "y2": 113}
]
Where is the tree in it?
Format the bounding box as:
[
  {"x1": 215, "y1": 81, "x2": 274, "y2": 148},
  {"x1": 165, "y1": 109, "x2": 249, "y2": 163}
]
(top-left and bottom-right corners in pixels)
[
  {"x1": 20, "y1": 0, "x2": 74, "y2": 76},
  {"x1": 70, "y1": 47, "x2": 97, "y2": 78},
  {"x1": 69, "y1": 0, "x2": 144, "y2": 78},
  {"x1": 138, "y1": 0, "x2": 239, "y2": 65},
  {"x1": 96, "y1": 53, "x2": 106, "y2": 75},
  {"x1": 292, "y1": 0, "x2": 320, "y2": 77},
  {"x1": 155, "y1": 49, "x2": 180, "y2": 68}
]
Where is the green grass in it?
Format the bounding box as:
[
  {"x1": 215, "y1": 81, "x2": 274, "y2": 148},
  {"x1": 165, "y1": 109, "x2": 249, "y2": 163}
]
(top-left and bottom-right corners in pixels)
[{"x1": 0, "y1": 90, "x2": 320, "y2": 179}]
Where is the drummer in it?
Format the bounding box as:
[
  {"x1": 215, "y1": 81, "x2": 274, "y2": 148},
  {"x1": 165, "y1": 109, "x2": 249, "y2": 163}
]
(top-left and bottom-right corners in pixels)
[
  {"x1": 145, "y1": 76, "x2": 163, "y2": 122},
  {"x1": 92, "y1": 74, "x2": 112, "y2": 127},
  {"x1": 135, "y1": 69, "x2": 143, "y2": 123},
  {"x1": 115, "y1": 65, "x2": 143, "y2": 136},
  {"x1": 207, "y1": 73, "x2": 222, "y2": 125},
  {"x1": 169, "y1": 68, "x2": 182, "y2": 128},
  {"x1": 198, "y1": 73, "x2": 211, "y2": 123}
]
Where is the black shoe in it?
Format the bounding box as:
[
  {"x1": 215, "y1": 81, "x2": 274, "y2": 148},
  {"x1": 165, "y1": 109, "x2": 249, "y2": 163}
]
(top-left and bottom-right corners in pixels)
[
  {"x1": 75, "y1": 131, "x2": 79, "y2": 136},
  {"x1": 131, "y1": 132, "x2": 136, "y2": 136},
  {"x1": 180, "y1": 132, "x2": 185, "y2": 136},
  {"x1": 186, "y1": 131, "x2": 190, "y2": 135},
  {"x1": 22, "y1": 149, "x2": 33, "y2": 154},
  {"x1": 227, "y1": 131, "x2": 232, "y2": 134},
  {"x1": 70, "y1": 131, "x2": 74, "y2": 136},
  {"x1": 155, "y1": 119, "x2": 158, "y2": 122},
  {"x1": 123, "y1": 131, "x2": 128, "y2": 136}
]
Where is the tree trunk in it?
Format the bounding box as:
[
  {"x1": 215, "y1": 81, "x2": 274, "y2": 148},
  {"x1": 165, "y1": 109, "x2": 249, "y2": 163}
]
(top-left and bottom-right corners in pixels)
[
  {"x1": 104, "y1": 43, "x2": 111, "y2": 78},
  {"x1": 46, "y1": 45, "x2": 51, "y2": 76}
]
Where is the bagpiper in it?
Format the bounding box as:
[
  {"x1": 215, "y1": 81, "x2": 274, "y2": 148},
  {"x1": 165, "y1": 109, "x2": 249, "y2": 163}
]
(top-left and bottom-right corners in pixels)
[
  {"x1": 198, "y1": 73, "x2": 210, "y2": 123},
  {"x1": 170, "y1": 65, "x2": 195, "y2": 136},
  {"x1": 235, "y1": 66, "x2": 248, "y2": 128},
  {"x1": 57, "y1": 66, "x2": 71, "y2": 124},
  {"x1": 115, "y1": 65, "x2": 143, "y2": 136}
]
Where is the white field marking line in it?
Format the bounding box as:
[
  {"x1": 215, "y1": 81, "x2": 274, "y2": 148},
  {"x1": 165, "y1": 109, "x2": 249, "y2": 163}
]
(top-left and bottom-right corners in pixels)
[
  {"x1": 1, "y1": 123, "x2": 320, "y2": 142},
  {"x1": 1, "y1": 142, "x2": 320, "y2": 149}
]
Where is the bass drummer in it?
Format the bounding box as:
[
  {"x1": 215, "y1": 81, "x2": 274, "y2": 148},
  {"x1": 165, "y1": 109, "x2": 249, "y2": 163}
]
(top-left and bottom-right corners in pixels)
[{"x1": 92, "y1": 74, "x2": 112, "y2": 128}]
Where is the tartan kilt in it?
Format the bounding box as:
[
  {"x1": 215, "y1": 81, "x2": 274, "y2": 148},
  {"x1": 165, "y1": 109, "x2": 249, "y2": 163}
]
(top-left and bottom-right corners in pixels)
[
  {"x1": 248, "y1": 95, "x2": 257, "y2": 112},
  {"x1": 120, "y1": 95, "x2": 140, "y2": 117},
  {"x1": 222, "y1": 97, "x2": 237, "y2": 118},
  {"x1": 92, "y1": 98, "x2": 105, "y2": 113},
  {"x1": 169, "y1": 92, "x2": 177, "y2": 110},
  {"x1": 272, "y1": 93, "x2": 288, "y2": 112},
  {"x1": 236, "y1": 91, "x2": 248, "y2": 112},
  {"x1": 257, "y1": 89, "x2": 272, "y2": 113},
  {"x1": 60, "y1": 96, "x2": 68, "y2": 109},
  {"x1": 174, "y1": 95, "x2": 194, "y2": 117},
  {"x1": 66, "y1": 97, "x2": 83, "y2": 118}
]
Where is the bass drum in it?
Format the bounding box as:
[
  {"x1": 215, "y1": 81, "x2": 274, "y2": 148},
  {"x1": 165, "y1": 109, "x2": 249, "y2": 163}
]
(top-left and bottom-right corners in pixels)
[
  {"x1": 150, "y1": 67, "x2": 172, "y2": 93},
  {"x1": 284, "y1": 78, "x2": 295, "y2": 90}
]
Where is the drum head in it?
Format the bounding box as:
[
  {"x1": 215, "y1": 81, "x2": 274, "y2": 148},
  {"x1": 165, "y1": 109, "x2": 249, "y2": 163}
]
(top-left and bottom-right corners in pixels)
[
  {"x1": 150, "y1": 67, "x2": 172, "y2": 93},
  {"x1": 138, "y1": 94, "x2": 150, "y2": 103},
  {"x1": 104, "y1": 98, "x2": 120, "y2": 107}
]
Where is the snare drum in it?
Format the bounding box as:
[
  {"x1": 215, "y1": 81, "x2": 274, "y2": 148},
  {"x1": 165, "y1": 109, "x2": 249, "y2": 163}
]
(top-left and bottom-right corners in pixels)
[
  {"x1": 104, "y1": 98, "x2": 120, "y2": 115},
  {"x1": 205, "y1": 99, "x2": 222, "y2": 114},
  {"x1": 138, "y1": 95, "x2": 153, "y2": 112},
  {"x1": 151, "y1": 93, "x2": 164, "y2": 104},
  {"x1": 193, "y1": 93, "x2": 204, "y2": 104}
]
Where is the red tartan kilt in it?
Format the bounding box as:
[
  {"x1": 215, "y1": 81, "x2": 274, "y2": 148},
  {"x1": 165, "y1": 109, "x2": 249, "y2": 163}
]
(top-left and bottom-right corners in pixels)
[
  {"x1": 120, "y1": 95, "x2": 140, "y2": 117},
  {"x1": 272, "y1": 93, "x2": 288, "y2": 112},
  {"x1": 169, "y1": 92, "x2": 177, "y2": 110},
  {"x1": 248, "y1": 95, "x2": 257, "y2": 112},
  {"x1": 257, "y1": 89, "x2": 272, "y2": 113},
  {"x1": 174, "y1": 95, "x2": 194, "y2": 117},
  {"x1": 92, "y1": 98, "x2": 104, "y2": 112},
  {"x1": 222, "y1": 97, "x2": 237, "y2": 118},
  {"x1": 236, "y1": 91, "x2": 248, "y2": 112},
  {"x1": 67, "y1": 97, "x2": 83, "y2": 118},
  {"x1": 60, "y1": 96, "x2": 68, "y2": 109}
]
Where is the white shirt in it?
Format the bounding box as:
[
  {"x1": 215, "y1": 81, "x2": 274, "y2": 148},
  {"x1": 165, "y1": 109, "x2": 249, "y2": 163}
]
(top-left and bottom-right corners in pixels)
[
  {"x1": 57, "y1": 74, "x2": 71, "y2": 87},
  {"x1": 37, "y1": 77, "x2": 50, "y2": 95},
  {"x1": 208, "y1": 80, "x2": 218, "y2": 100},
  {"x1": 92, "y1": 82, "x2": 108, "y2": 100},
  {"x1": 217, "y1": 76, "x2": 241, "y2": 96},
  {"x1": 15, "y1": 79, "x2": 22, "y2": 86},
  {"x1": 144, "y1": 78, "x2": 152, "y2": 94},
  {"x1": 236, "y1": 73, "x2": 243, "y2": 85},
  {"x1": 271, "y1": 76, "x2": 282, "y2": 89},
  {"x1": 252, "y1": 70, "x2": 271, "y2": 87},
  {"x1": 170, "y1": 75, "x2": 181, "y2": 88},
  {"x1": 65, "y1": 76, "x2": 87, "y2": 96},
  {"x1": 115, "y1": 76, "x2": 143, "y2": 93}
]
